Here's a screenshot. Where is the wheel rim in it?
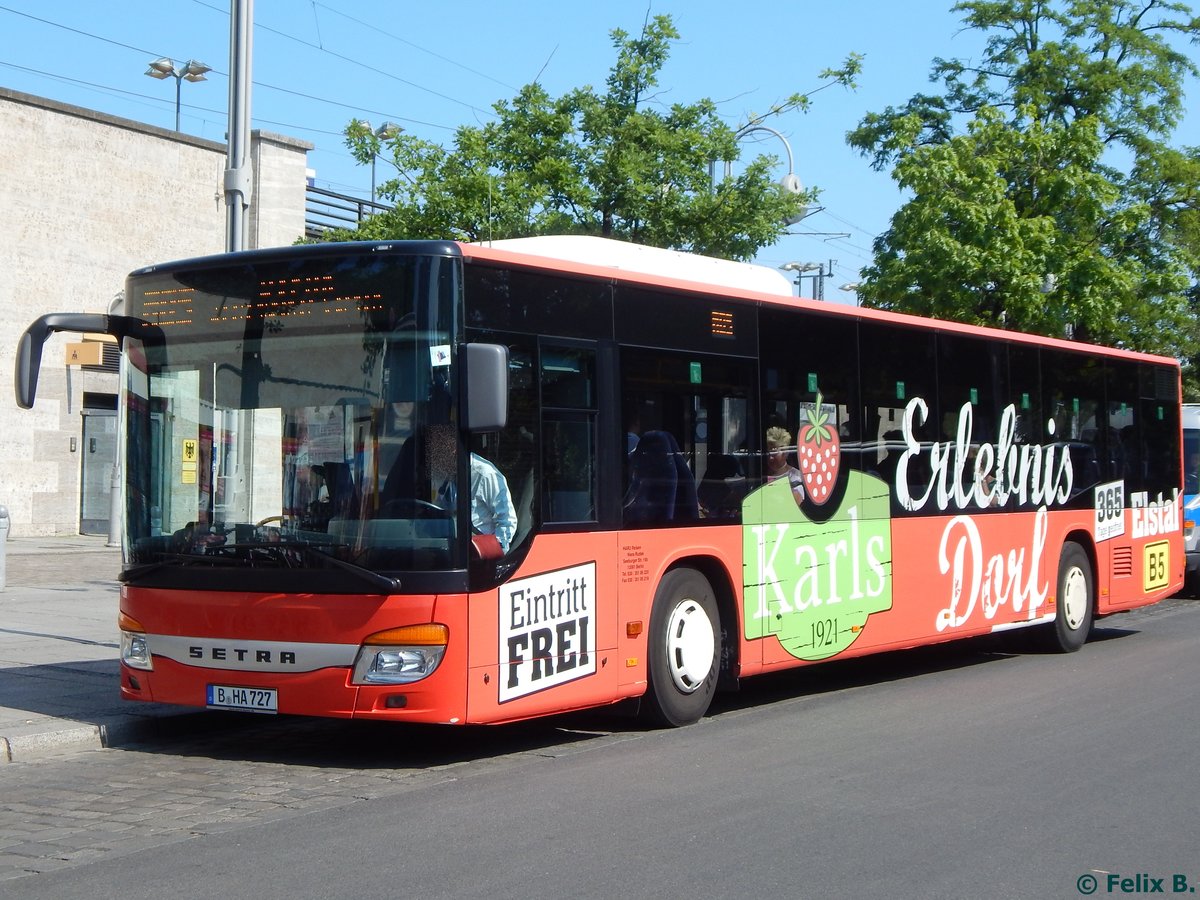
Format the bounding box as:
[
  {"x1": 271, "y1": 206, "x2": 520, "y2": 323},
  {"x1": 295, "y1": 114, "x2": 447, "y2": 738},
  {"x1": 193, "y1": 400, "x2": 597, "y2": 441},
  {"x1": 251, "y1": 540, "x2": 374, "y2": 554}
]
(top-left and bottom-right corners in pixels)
[
  {"x1": 1062, "y1": 565, "x2": 1089, "y2": 630},
  {"x1": 664, "y1": 598, "x2": 716, "y2": 694}
]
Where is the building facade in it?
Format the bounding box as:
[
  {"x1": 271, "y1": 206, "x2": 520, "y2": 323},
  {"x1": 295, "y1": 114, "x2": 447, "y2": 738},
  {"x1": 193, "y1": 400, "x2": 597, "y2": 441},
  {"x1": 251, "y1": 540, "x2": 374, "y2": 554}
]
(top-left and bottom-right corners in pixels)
[{"x1": 0, "y1": 88, "x2": 313, "y2": 536}]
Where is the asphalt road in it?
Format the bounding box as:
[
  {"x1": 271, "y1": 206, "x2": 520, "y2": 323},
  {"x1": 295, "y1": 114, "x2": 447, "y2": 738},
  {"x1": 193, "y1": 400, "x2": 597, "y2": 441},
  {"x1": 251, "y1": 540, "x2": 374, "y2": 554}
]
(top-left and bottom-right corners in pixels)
[{"x1": 4, "y1": 596, "x2": 1198, "y2": 900}]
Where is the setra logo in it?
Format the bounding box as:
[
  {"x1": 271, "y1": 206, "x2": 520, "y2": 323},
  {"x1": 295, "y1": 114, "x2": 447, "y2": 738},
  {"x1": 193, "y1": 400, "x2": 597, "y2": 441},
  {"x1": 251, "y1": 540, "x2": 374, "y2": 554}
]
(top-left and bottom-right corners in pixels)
[{"x1": 189, "y1": 644, "x2": 297, "y2": 665}]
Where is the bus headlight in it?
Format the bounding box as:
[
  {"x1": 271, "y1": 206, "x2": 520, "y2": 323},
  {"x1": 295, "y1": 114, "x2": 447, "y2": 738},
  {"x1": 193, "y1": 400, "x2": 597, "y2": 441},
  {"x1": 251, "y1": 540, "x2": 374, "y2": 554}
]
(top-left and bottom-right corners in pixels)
[
  {"x1": 118, "y1": 612, "x2": 153, "y2": 671},
  {"x1": 352, "y1": 624, "x2": 448, "y2": 685}
]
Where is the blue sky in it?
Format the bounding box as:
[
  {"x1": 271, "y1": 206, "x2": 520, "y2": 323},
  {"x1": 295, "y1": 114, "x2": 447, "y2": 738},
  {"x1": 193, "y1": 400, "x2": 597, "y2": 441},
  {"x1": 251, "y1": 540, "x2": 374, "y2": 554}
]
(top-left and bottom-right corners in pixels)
[{"x1": 2, "y1": 0, "x2": 1197, "y2": 301}]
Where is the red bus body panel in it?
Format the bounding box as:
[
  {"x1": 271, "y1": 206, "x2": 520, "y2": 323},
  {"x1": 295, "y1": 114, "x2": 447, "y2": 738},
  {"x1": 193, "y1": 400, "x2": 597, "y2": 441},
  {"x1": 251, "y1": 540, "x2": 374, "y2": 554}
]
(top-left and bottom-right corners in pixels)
[{"x1": 121, "y1": 493, "x2": 1181, "y2": 724}]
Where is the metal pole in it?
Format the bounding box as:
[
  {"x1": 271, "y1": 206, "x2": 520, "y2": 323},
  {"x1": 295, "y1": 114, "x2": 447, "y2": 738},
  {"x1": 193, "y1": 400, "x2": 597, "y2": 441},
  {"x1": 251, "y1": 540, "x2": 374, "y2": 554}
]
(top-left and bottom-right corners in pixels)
[
  {"x1": 174, "y1": 76, "x2": 182, "y2": 131},
  {"x1": 0, "y1": 506, "x2": 9, "y2": 591},
  {"x1": 224, "y1": 0, "x2": 254, "y2": 253},
  {"x1": 734, "y1": 124, "x2": 795, "y2": 174},
  {"x1": 106, "y1": 292, "x2": 124, "y2": 549},
  {"x1": 106, "y1": 463, "x2": 121, "y2": 548}
]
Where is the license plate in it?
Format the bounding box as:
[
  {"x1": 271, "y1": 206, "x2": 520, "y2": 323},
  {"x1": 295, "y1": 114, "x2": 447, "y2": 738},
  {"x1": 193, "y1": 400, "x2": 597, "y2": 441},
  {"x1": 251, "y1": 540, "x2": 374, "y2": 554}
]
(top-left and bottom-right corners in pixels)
[{"x1": 206, "y1": 684, "x2": 278, "y2": 713}]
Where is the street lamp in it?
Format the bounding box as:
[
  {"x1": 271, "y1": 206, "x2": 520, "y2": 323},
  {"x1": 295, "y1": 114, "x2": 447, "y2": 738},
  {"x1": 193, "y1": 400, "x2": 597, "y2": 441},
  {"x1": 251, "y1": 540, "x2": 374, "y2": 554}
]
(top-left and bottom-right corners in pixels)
[
  {"x1": 781, "y1": 261, "x2": 822, "y2": 298},
  {"x1": 368, "y1": 121, "x2": 404, "y2": 204},
  {"x1": 839, "y1": 282, "x2": 862, "y2": 307},
  {"x1": 718, "y1": 124, "x2": 808, "y2": 225},
  {"x1": 145, "y1": 57, "x2": 211, "y2": 132}
]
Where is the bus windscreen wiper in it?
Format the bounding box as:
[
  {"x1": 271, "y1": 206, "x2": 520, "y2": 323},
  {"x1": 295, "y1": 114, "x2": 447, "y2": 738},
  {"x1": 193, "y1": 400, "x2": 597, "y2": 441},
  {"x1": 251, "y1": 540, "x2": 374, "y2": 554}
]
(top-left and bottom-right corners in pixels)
[
  {"x1": 233, "y1": 540, "x2": 401, "y2": 593},
  {"x1": 122, "y1": 542, "x2": 400, "y2": 593},
  {"x1": 120, "y1": 551, "x2": 251, "y2": 582}
]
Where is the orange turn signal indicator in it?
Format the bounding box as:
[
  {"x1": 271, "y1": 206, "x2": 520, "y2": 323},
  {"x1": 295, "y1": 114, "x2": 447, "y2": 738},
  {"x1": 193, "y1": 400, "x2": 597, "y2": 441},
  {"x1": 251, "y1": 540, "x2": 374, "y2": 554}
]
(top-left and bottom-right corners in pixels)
[
  {"x1": 626, "y1": 621, "x2": 643, "y2": 638},
  {"x1": 118, "y1": 612, "x2": 146, "y2": 633},
  {"x1": 364, "y1": 624, "x2": 448, "y2": 646}
]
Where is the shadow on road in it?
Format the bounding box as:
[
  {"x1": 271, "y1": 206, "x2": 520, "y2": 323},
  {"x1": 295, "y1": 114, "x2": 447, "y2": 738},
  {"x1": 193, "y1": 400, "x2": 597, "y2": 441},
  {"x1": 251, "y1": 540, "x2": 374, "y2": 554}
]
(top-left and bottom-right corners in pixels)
[{"x1": 95, "y1": 616, "x2": 1155, "y2": 770}]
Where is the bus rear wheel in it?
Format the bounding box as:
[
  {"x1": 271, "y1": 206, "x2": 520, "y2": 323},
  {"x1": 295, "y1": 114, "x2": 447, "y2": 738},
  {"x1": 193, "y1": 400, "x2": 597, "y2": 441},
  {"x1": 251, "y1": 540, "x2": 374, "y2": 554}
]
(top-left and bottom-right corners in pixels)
[
  {"x1": 642, "y1": 568, "x2": 720, "y2": 727},
  {"x1": 1043, "y1": 541, "x2": 1094, "y2": 652}
]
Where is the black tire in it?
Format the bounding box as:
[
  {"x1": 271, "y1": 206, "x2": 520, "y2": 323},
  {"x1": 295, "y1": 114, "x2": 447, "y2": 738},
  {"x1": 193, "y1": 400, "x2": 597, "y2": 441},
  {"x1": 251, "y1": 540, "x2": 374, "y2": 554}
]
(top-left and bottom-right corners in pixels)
[
  {"x1": 1042, "y1": 541, "x2": 1094, "y2": 652},
  {"x1": 642, "y1": 568, "x2": 721, "y2": 727}
]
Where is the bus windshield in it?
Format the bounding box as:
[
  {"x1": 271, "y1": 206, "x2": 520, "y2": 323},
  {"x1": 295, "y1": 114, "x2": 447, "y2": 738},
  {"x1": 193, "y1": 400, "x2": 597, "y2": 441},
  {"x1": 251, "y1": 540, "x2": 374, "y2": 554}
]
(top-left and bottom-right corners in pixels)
[{"x1": 121, "y1": 247, "x2": 468, "y2": 583}]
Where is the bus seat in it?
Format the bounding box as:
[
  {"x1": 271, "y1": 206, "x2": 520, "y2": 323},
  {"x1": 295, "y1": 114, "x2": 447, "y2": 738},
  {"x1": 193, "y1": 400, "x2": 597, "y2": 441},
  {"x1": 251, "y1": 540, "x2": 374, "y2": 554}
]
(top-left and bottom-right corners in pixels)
[
  {"x1": 626, "y1": 430, "x2": 697, "y2": 523},
  {"x1": 625, "y1": 431, "x2": 676, "y2": 523},
  {"x1": 511, "y1": 469, "x2": 535, "y2": 548},
  {"x1": 379, "y1": 435, "x2": 420, "y2": 509},
  {"x1": 320, "y1": 462, "x2": 357, "y2": 518},
  {"x1": 671, "y1": 440, "x2": 699, "y2": 521},
  {"x1": 698, "y1": 453, "x2": 747, "y2": 517}
]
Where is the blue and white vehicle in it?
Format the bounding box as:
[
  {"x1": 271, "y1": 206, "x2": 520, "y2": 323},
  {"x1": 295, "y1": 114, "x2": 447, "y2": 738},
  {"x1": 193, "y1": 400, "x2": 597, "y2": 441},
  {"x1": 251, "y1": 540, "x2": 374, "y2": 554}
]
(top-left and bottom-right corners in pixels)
[{"x1": 1183, "y1": 404, "x2": 1200, "y2": 590}]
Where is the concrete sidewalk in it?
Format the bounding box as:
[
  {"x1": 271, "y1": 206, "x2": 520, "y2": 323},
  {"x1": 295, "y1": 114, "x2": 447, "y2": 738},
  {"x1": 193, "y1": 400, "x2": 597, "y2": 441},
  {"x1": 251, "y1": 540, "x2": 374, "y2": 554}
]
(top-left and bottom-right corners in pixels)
[{"x1": 0, "y1": 535, "x2": 191, "y2": 763}]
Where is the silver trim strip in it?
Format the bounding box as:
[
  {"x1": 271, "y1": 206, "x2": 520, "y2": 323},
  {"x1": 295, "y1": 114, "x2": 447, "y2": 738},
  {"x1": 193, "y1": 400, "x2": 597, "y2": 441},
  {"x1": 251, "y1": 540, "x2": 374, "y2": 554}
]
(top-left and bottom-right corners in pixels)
[{"x1": 148, "y1": 634, "x2": 356, "y2": 673}]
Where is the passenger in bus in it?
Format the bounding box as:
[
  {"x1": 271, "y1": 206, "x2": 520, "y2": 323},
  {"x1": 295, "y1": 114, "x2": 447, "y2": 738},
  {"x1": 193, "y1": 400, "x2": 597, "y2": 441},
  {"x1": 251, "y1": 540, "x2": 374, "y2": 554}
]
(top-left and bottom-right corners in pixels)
[{"x1": 765, "y1": 426, "x2": 805, "y2": 505}]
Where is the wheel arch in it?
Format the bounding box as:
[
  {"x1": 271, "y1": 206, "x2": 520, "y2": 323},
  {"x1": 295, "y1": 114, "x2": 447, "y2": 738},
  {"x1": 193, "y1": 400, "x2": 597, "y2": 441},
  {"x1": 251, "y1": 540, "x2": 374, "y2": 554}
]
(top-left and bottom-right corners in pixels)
[
  {"x1": 663, "y1": 553, "x2": 740, "y2": 690},
  {"x1": 1060, "y1": 528, "x2": 1098, "y2": 616}
]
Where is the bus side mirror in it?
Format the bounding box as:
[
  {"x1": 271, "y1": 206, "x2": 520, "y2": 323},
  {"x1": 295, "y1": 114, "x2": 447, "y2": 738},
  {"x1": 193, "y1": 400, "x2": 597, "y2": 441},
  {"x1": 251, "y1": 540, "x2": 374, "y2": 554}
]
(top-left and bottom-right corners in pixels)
[
  {"x1": 15, "y1": 313, "x2": 112, "y2": 409},
  {"x1": 462, "y1": 342, "x2": 509, "y2": 433}
]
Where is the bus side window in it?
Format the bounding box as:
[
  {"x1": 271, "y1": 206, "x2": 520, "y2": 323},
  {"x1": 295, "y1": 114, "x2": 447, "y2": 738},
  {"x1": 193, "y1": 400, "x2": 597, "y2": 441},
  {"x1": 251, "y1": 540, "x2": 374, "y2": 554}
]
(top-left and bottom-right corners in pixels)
[
  {"x1": 541, "y1": 344, "x2": 598, "y2": 524},
  {"x1": 857, "y1": 322, "x2": 936, "y2": 512},
  {"x1": 620, "y1": 351, "x2": 752, "y2": 526},
  {"x1": 1042, "y1": 350, "x2": 1105, "y2": 498},
  {"x1": 1138, "y1": 362, "x2": 1180, "y2": 493}
]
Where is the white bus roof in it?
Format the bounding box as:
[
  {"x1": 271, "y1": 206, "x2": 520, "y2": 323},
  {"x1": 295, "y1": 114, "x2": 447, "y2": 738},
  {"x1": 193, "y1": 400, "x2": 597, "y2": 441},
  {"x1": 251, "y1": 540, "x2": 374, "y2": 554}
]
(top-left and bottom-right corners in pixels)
[{"x1": 472, "y1": 235, "x2": 794, "y2": 298}]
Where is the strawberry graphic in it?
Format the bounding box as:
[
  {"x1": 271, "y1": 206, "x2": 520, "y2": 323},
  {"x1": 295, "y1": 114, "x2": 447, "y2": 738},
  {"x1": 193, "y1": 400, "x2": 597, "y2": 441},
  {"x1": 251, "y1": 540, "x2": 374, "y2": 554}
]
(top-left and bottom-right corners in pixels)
[{"x1": 797, "y1": 392, "x2": 841, "y2": 506}]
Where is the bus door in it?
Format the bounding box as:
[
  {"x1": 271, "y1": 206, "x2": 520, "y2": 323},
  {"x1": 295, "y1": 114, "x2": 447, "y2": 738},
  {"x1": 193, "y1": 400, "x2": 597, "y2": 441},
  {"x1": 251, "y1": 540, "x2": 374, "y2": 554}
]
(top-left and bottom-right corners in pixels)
[
  {"x1": 468, "y1": 338, "x2": 625, "y2": 722},
  {"x1": 80, "y1": 407, "x2": 117, "y2": 534}
]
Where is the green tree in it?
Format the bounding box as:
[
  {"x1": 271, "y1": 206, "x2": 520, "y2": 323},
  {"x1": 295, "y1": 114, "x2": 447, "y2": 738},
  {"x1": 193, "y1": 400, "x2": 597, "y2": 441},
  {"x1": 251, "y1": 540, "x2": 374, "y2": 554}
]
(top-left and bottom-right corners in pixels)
[
  {"x1": 338, "y1": 15, "x2": 860, "y2": 261},
  {"x1": 848, "y1": 0, "x2": 1200, "y2": 360}
]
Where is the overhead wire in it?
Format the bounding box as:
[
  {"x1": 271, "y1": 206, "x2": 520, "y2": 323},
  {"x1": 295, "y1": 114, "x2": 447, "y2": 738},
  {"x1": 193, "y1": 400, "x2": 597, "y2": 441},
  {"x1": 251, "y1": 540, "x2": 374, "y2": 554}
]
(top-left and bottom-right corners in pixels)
[
  {"x1": 0, "y1": 2, "x2": 485, "y2": 136},
  {"x1": 312, "y1": 1, "x2": 520, "y2": 92},
  {"x1": 187, "y1": 0, "x2": 498, "y2": 119}
]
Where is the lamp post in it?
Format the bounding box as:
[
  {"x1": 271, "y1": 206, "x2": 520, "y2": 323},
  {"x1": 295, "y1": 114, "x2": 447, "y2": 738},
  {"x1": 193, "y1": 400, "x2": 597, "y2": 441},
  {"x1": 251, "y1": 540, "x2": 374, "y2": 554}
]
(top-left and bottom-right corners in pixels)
[
  {"x1": 839, "y1": 282, "x2": 862, "y2": 307},
  {"x1": 718, "y1": 124, "x2": 808, "y2": 224},
  {"x1": 145, "y1": 57, "x2": 211, "y2": 131},
  {"x1": 369, "y1": 121, "x2": 403, "y2": 205},
  {"x1": 781, "y1": 261, "x2": 822, "y2": 298}
]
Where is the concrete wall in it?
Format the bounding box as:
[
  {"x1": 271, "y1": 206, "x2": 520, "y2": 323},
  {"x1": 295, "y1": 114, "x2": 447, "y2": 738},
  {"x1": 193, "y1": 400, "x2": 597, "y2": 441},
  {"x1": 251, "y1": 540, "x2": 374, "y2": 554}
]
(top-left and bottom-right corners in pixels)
[{"x1": 0, "y1": 88, "x2": 312, "y2": 535}]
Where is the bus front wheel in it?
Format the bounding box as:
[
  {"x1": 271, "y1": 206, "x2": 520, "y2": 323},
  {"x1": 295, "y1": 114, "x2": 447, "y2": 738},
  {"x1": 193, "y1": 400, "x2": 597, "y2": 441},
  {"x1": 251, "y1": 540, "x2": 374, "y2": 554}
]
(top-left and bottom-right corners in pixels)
[
  {"x1": 1044, "y1": 541, "x2": 1094, "y2": 652},
  {"x1": 642, "y1": 568, "x2": 720, "y2": 727}
]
